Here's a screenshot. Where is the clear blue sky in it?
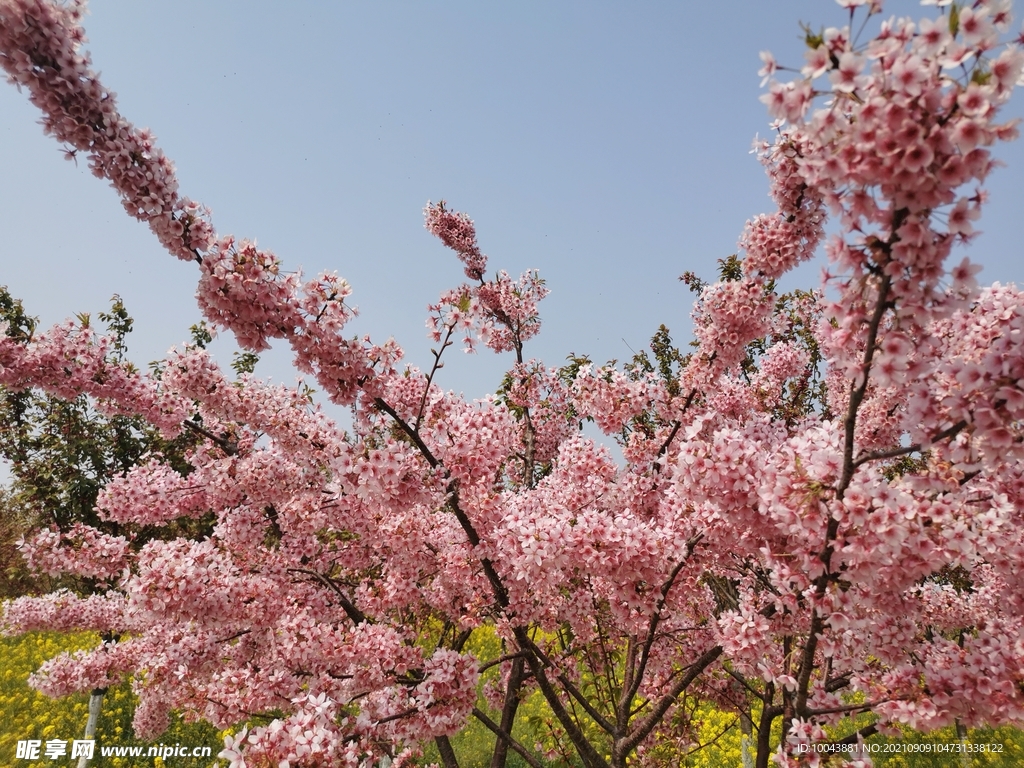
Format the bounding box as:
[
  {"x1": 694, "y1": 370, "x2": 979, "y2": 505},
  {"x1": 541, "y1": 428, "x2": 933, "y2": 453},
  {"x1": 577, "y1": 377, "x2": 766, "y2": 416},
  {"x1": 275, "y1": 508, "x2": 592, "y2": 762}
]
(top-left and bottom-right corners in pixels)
[{"x1": 1, "y1": 1, "x2": 1022, "y2": 418}]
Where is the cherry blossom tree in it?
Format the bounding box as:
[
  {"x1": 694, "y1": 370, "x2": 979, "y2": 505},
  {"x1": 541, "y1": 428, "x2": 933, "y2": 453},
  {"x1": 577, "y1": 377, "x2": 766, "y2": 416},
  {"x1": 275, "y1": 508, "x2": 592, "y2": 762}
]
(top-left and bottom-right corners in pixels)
[{"x1": 2, "y1": 1, "x2": 1024, "y2": 766}]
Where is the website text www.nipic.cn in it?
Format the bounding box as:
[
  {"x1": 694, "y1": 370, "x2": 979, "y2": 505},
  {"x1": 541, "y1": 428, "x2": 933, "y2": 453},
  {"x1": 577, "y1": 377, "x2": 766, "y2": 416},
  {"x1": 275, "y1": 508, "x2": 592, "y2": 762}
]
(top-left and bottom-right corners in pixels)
[{"x1": 16, "y1": 739, "x2": 213, "y2": 761}]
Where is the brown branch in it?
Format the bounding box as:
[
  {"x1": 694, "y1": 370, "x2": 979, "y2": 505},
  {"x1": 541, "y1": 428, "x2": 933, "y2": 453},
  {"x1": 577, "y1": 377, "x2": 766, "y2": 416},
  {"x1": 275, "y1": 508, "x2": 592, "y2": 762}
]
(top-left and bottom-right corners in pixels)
[
  {"x1": 825, "y1": 673, "x2": 851, "y2": 693},
  {"x1": 804, "y1": 700, "x2": 884, "y2": 717},
  {"x1": 215, "y1": 629, "x2": 251, "y2": 644},
  {"x1": 375, "y1": 395, "x2": 514, "y2": 611},
  {"x1": 837, "y1": 270, "x2": 892, "y2": 499},
  {"x1": 516, "y1": 628, "x2": 616, "y2": 737},
  {"x1": 434, "y1": 736, "x2": 460, "y2": 768},
  {"x1": 490, "y1": 655, "x2": 527, "y2": 768},
  {"x1": 725, "y1": 666, "x2": 767, "y2": 702},
  {"x1": 621, "y1": 543, "x2": 699, "y2": 717},
  {"x1": 415, "y1": 323, "x2": 457, "y2": 432},
  {"x1": 478, "y1": 651, "x2": 530, "y2": 674},
  {"x1": 375, "y1": 706, "x2": 418, "y2": 725},
  {"x1": 471, "y1": 708, "x2": 545, "y2": 768},
  {"x1": 183, "y1": 419, "x2": 237, "y2": 456},
  {"x1": 657, "y1": 419, "x2": 682, "y2": 459},
  {"x1": 794, "y1": 610, "x2": 824, "y2": 718},
  {"x1": 451, "y1": 627, "x2": 474, "y2": 653},
  {"x1": 620, "y1": 644, "x2": 723, "y2": 755},
  {"x1": 652, "y1": 386, "x2": 698, "y2": 473},
  {"x1": 794, "y1": 268, "x2": 897, "y2": 719},
  {"x1": 853, "y1": 419, "x2": 968, "y2": 468},
  {"x1": 557, "y1": 668, "x2": 617, "y2": 736},
  {"x1": 287, "y1": 568, "x2": 366, "y2": 625},
  {"x1": 374, "y1": 397, "x2": 439, "y2": 468},
  {"x1": 513, "y1": 628, "x2": 610, "y2": 768}
]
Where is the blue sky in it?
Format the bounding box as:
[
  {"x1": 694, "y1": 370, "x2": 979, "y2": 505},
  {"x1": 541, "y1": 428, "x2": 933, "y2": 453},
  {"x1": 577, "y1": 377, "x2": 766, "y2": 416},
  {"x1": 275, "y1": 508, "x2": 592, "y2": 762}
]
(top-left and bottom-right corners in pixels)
[{"x1": 1, "y1": 1, "x2": 1022, "y2": 426}]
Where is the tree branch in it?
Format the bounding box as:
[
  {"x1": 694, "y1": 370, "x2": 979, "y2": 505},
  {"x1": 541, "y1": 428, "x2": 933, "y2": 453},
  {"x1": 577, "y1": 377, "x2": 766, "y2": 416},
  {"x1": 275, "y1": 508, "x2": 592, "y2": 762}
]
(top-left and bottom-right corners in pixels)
[
  {"x1": 853, "y1": 419, "x2": 968, "y2": 468},
  {"x1": 621, "y1": 543, "x2": 699, "y2": 716},
  {"x1": 415, "y1": 323, "x2": 456, "y2": 432},
  {"x1": 513, "y1": 628, "x2": 610, "y2": 768},
  {"x1": 287, "y1": 568, "x2": 366, "y2": 625},
  {"x1": 620, "y1": 644, "x2": 723, "y2": 755},
  {"x1": 434, "y1": 735, "x2": 461, "y2": 768},
  {"x1": 478, "y1": 651, "x2": 530, "y2": 674},
  {"x1": 374, "y1": 398, "x2": 439, "y2": 468},
  {"x1": 471, "y1": 708, "x2": 545, "y2": 768},
  {"x1": 183, "y1": 419, "x2": 237, "y2": 456}
]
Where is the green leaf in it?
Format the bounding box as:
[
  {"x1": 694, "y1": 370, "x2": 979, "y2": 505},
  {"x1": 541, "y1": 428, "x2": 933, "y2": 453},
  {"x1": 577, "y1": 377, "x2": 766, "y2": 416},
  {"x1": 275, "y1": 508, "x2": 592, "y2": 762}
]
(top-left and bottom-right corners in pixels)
[
  {"x1": 189, "y1": 321, "x2": 213, "y2": 349},
  {"x1": 971, "y1": 68, "x2": 992, "y2": 86},
  {"x1": 717, "y1": 254, "x2": 744, "y2": 282},
  {"x1": 231, "y1": 351, "x2": 260, "y2": 376},
  {"x1": 800, "y1": 22, "x2": 824, "y2": 50}
]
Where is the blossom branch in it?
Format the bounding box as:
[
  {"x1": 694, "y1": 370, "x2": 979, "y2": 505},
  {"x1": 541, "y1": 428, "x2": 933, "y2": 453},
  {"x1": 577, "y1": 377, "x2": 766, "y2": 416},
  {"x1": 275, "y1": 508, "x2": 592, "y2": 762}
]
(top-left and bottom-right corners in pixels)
[
  {"x1": 286, "y1": 568, "x2": 366, "y2": 625},
  {"x1": 182, "y1": 419, "x2": 238, "y2": 456},
  {"x1": 853, "y1": 419, "x2": 969, "y2": 468},
  {"x1": 415, "y1": 322, "x2": 456, "y2": 432},
  {"x1": 620, "y1": 539, "x2": 701, "y2": 719}
]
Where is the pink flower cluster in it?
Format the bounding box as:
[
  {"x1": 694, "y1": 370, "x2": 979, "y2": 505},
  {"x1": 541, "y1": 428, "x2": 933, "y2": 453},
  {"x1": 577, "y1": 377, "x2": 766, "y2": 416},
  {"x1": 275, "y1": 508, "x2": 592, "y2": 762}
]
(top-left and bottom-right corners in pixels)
[
  {"x1": 2, "y1": 590, "x2": 127, "y2": 634},
  {"x1": 424, "y1": 201, "x2": 488, "y2": 280},
  {"x1": 740, "y1": 134, "x2": 826, "y2": 280},
  {"x1": 19, "y1": 524, "x2": 129, "y2": 582},
  {"x1": 96, "y1": 461, "x2": 210, "y2": 526},
  {"x1": 906, "y1": 283, "x2": 1024, "y2": 463},
  {"x1": 0, "y1": 0, "x2": 214, "y2": 260},
  {"x1": 0, "y1": 321, "x2": 188, "y2": 435},
  {"x1": 691, "y1": 278, "x2": 774, "y2": 375},
  {"x1": 196, "y1": 237, "x2": 304, "y2": 352}
]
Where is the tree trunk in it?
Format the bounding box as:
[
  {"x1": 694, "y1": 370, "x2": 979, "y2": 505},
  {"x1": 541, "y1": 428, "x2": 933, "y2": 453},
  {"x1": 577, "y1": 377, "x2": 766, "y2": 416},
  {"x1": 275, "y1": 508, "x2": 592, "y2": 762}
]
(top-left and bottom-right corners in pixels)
[
  {"x1": 434, "y1": 735, "x2": 459, "y2": 768},
  {"x1": 754, "y1": 687, "x2": 775, "y2": 768},
  {"x1": 956, "y1": 720, "x2": 971, "y2": 768},
  {"x1": 489, "y1": 656, "x2": 526, "y2": 768},
  {"x1": 76, "y1": 687, "x2": 106, "y2": 768},
  {"x1": 739, "y1": 702, "x2": 754, "y2": 768}
]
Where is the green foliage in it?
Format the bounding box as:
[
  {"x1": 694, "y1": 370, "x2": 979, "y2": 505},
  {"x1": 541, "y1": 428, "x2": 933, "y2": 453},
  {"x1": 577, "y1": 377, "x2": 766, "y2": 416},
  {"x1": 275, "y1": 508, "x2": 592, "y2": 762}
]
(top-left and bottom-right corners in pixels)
[
  {"x1": 679, "y1": 254, "x2": 746, "y2": 296},
  {"x1": 230, "y1": 351, "x2": 260, "y2": 377},
  {"x1": 624, "y1": 324, "x2": 688, "y2": 396},
  {"x1": 188, "y1": 322, "x2": 213, "y2": 350},
  {"x1": 557, "y1": 353, "x2": 593, "y2": 388},
  {"x1": 882, "y1": 454, "x2": 928, "y2": 482},
  {"x1": 96, "y1": 296, "x2": 133, "y2": 365},
  {"x1": 801, "y1": 22, "x2": 826, "y2": 51},
  {"x1": 0, "y1": 286, "x2": 36, "y2": 341},
  {"x1": 1, "y1": 485, "x2": 38, "y2": 599},
  {"x1": 717, "y1": 253, "x2": 744, "y2": 283}
]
